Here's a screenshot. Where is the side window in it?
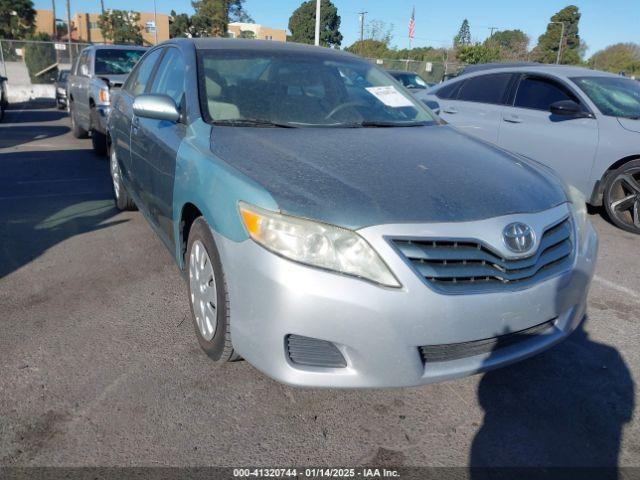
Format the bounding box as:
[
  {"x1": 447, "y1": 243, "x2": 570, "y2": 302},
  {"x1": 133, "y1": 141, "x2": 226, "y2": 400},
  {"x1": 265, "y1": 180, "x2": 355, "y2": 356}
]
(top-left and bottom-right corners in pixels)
[
  {"x1": 457, "y1": 73, "x2": 513, "y2": 104},
  {"x1": 125, "y1": 48, "x2": 163, "y2": 96},
  {"x1": 149, "y1": 48, "x2": 185, "y2": 105},
  {"x1": 78, "y1": 52, "x2": 91, "y2": 77},
  {"x1": 436, "y1": 80, "x2": 463, "y2": 100},
  {"x1": 514, "y1": 76, "x2": 578, "y2": 111}
]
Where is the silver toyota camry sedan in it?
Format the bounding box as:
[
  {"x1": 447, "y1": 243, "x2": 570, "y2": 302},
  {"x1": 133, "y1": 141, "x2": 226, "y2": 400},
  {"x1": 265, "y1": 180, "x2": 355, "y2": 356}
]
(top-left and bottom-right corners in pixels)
[{"x1": 107, "y1": 39, "x2": 598, "y2": 388}]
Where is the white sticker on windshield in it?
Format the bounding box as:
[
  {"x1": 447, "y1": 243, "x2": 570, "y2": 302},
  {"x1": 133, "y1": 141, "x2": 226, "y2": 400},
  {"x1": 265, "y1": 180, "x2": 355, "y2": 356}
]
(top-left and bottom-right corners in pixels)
[{"x1": 365, "y1": 86, "x2": 414, "y2": 108}]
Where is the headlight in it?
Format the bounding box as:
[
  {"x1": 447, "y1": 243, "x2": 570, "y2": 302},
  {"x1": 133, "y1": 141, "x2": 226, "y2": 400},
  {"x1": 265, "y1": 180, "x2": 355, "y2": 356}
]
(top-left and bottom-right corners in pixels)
[
  {"x1": 239, "y1": 202, "x2": 401, "y2": 288},
  {"x1": 565, "y1": 184, "x2": 587, "y2": 243},
  {"x1": 56, "y1": 87, "x2": 65, "y2": 95}
]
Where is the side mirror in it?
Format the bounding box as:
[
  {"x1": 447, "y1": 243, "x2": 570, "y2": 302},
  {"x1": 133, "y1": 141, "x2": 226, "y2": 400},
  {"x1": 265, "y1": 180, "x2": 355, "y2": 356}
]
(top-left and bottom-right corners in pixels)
[
  {"x1": 550, "y1": 100, "x2": 589, "y2": 117},
  {"x1": 423, "y1": 100, "x2": 440, "y2": 115},
  {"x1": 133, "y1": 94, "x2": 180, "y2": 122}
]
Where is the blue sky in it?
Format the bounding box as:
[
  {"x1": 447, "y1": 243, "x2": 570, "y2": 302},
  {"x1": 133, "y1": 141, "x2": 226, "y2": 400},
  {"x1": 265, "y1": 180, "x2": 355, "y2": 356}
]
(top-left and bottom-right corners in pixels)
[{"x1": 36, "y1": 0, "x2": 639, "y2": 56}]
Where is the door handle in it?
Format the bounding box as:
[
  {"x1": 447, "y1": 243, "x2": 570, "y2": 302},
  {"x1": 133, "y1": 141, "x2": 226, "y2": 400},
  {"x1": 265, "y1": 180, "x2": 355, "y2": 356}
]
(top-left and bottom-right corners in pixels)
[
  {"x1": 504, "y1": 115, "x2": 523, "y2": 123},
  {"x1": 442, "y1": 107, "x2": 458, "y2": 114}
]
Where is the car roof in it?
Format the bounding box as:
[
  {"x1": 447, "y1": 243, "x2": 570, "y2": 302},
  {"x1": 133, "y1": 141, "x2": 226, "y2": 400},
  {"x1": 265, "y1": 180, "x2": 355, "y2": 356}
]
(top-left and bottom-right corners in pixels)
[
  {"x1": 184, "y1": 37, "x2": 361, "y2": 60},
  {"x1": 440, "y1": 63, "x2": 618, "y2": 85}
]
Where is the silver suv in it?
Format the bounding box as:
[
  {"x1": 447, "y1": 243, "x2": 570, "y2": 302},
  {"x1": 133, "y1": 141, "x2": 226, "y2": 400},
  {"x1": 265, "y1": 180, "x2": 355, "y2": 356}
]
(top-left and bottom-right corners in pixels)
[
  {"x1": 424, "y1": 65, "x2": 640, "y2": 234},
  {"x1": 67, "y1": 45, "x2": 146, "y2": 155}
]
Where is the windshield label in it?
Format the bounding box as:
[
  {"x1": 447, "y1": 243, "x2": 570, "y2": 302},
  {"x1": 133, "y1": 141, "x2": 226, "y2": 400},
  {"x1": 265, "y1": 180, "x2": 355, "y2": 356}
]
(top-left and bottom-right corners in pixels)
[{"x1": 365, "y1": 86, "x2": 414, "y2": 108}]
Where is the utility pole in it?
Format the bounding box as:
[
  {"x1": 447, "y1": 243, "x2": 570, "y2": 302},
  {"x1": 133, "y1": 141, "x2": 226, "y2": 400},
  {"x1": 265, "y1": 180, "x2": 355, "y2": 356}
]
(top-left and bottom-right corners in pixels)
[
  {"x1": 66, "y1": 0, "x2": 72, "y2": 64},
  {"x1": 100, "y1": 0, "x2": 105, "y2": 14},
  {"x1": 358, "y1": 11, "x2": 367, "y2": 56},
  {"x1": 488, "y1": 26, "x2": 498, "y2": 37},
  {"x1": 314, "y1": 0, "x2": 321, "y2": 46},
  {"x1": 549, "y1": 21, "x2": 565, "y2": 64},
  {"x1": 153, "y1": 0, "x2": 158, "y2": 44},
  {"x1": 52, "y1": 0, "x2": 57, "y2": 39}
]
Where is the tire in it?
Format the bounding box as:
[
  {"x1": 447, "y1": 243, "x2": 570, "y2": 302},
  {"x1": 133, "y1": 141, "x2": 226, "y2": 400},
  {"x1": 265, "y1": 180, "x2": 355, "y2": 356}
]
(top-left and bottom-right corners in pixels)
[
  {"x1": 70, "y1": 103, "x2": 88, "y2": 138},
  {"x1": 603, "y1": 159, "x2": 640, "y2": 235},
  {"x1": 91, "y1": 129, "x2": 108, "y2": 156},
  {"x1": 186, "y1": 217, "x2": 239, "y2": 363},
  {"x1": 109, "y1": 143, "x2": 136, "y2": 211}
]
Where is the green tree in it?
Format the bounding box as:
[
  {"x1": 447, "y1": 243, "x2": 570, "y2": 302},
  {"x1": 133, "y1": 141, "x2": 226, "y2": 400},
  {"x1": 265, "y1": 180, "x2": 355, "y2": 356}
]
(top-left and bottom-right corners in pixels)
[
  {"x1": 345, "y1": 39, "x2": 389, "y2": 58},
  {"x1": 533, "y1": 5, "x2": 582, "y2": 64},
  {"x1": 0, "y1": 0, "x2": 36, "y2": 39},
  {"x1": 239, "y1": 30, "x2": 255, "y2": 39},
  {"x1": 191, "y1": 0, "x2": 251, "y2": 37},
  {"x1": 453, "y1": 19, "x2": 471, "y2": 47},
  {"x1": 24, "y1": 32, "x2": 57, "y2": 83},
  {"x1": 456, "y1": 43, "x2": 501, "y2": 64},
  {"x1": 98, "y1": 10, "x2": 143, "y2": 45},
  {"x1": 485, "y1": 29, "x2": 529, "y2": 60},
  {"x1": 288, "y1": 0, "x2": 343, "y2": 47},
  {"x1": 589, "y1": 43, "x2": 640, "y2": 75}
]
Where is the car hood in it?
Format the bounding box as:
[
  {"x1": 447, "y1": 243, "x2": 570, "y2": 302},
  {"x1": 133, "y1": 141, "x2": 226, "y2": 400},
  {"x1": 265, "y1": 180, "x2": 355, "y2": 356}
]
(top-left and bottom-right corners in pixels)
[
  {"x1": 617, "y1": 117, "x2": 640, "y2": 133},
  {"x1": 209, "y1": 125, "x2": 567, "y2": 230}
]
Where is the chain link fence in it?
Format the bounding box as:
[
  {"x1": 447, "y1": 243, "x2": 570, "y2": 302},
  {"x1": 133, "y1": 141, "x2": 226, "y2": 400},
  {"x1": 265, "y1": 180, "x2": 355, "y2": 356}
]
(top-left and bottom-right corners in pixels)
[
  {"x1": 366, "y1": 58, "x2": 467, "y2": 84},
  {"x1": 0, "y1": 39, "x2": 92, "y2": 102}
]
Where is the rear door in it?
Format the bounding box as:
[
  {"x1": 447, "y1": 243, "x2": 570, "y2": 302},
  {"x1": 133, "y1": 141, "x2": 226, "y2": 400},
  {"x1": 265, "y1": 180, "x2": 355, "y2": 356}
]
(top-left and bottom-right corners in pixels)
[
  {"x1": 130, "y1": 46, "x2": 186, "y2": 247},
  {"x1": 498, "y1": 74, "x2": 598, "y2": 193},
  {"x1": 438, "y1": 73, "x2": 515, "y2": 143},
  {"x1": 110, "y1": 48, "x2": 163, "y2": 194}
]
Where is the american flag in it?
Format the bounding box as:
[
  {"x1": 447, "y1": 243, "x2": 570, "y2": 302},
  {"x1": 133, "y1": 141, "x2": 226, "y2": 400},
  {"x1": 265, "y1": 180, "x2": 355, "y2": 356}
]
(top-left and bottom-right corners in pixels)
[{"x1": 408, "y1": 6, "x2": 416, "y2": 40}]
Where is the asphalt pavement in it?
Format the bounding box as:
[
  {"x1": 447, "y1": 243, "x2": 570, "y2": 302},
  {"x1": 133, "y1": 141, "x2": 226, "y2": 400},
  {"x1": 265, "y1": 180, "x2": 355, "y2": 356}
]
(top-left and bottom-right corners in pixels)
[{"x1": 0, "y1": 104, "x2": 638, "y2": 468}]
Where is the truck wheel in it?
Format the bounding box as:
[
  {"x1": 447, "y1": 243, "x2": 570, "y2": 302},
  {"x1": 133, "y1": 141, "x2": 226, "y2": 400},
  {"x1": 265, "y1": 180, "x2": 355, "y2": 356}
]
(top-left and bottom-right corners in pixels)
[
  {"x1": 109, "y1": 144, "x2": 136, "y2": 211},
  {"x1": 186, "y1": 217, "x2": 239, "y2": 364},
  {"x1": 603, "y1": 159, "x2": 640, "y2": 235},
  {"x1": 70, "y1": 103, "x2": 88, "y2": 138},
  {"x1": 90, "y1": 107, "x2": 108, "y2": 156}
]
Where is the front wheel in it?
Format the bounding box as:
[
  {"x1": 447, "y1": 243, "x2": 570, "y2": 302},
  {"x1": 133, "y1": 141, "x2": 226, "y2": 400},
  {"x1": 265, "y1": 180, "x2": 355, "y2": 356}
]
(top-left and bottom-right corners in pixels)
[
  {"x1": 109, "y1": 145, "x2": 136, "y2": 211},
  {"x1": 186, "y1": 217, "x2": 238, "y2": 363},
  {"x1": 603, "y1": 159, "x2": 640, "y2": 234},
  {"x1": 70, "y1": 103, "x2": 88, "y2": 138}
]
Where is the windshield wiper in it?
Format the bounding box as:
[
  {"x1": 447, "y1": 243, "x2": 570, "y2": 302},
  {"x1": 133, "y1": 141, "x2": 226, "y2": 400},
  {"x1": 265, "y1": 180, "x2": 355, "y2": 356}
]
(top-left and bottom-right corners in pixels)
[
  {"x1": 356, "y1": 120, "x2": 431, "y2": 128},
  {"x1": 212, "y1": 118, "x2": 296, "y2": 128},
  {"x1": 621, "y1": 115, "x2": 640, "y2": 120}
]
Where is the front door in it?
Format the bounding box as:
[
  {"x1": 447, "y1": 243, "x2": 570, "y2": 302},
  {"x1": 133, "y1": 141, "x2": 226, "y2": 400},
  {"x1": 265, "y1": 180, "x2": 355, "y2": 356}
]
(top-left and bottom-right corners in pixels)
[
  {"x1": 129, "y1": 47, "x2": 186, "y2": 249},
  {"x1": 498, "y1": 75, "x2": 598, "y2": 194}
]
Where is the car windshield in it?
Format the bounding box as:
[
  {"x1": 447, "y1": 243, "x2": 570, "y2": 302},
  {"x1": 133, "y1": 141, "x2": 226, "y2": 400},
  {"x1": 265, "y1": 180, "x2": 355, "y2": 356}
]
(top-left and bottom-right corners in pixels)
[
  {"x1": 198, "y1": 49, "x2": 437, "y2": 127},
  {"x1": 95, "y1": 49, "x2": 144, "y2": 75},
  {"x1": 393, "y1": 72, "x2": 428, "y2": 89},
  {"x1": 572, "y1": 76, "x2": 640, "y2": 119}
]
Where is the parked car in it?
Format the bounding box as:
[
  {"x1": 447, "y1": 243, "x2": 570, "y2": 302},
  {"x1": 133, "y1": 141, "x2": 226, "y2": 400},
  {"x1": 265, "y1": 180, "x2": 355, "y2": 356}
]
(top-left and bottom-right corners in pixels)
[
  {"x1": 55, "y1": 69, "x2": 69, "y2": 109},
  {"x1": 424, "y1": 65, "x2": 640, "y2": 234},
  {"x1": 68, "y1": 44, "x2": 147, "y2": 155},
  {"x1": 387, "y1": 70, "x2": 433, "y2": 100},
  {"x1": 0, "y1": 75, "x2": 8, "y2": 121},
  {"x1": 107, "y1": 39, "x2": 597, "y2": 388}
]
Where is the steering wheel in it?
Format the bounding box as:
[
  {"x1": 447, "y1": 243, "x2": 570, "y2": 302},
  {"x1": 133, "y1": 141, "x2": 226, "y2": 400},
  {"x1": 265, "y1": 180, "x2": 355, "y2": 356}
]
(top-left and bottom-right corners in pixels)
[{"x1": 325, "y1": 101, "x2": 369, "y2": 120}]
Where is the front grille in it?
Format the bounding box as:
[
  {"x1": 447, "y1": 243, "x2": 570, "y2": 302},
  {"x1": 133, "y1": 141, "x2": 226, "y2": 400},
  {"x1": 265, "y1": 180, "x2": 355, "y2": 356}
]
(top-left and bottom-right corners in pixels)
[
  {"x1": 420, "y1": 319, "x2": 556, "y2": 363},
  {"x1": 391, "y1": 217, "x2": 573, "y2": 294},
  {"x1": 286, "y1": 335, "x2": 347, "y2": 368}
]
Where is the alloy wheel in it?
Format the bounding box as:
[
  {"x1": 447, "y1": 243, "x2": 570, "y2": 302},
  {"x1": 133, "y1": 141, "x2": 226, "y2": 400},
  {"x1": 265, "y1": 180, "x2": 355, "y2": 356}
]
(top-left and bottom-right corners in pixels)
[
  {"x1": 609, "y1": 167, "x2": 640, "y2": 230},
  {"x1": 189, "y1": 240, "x2": 218, "y2": 341}
]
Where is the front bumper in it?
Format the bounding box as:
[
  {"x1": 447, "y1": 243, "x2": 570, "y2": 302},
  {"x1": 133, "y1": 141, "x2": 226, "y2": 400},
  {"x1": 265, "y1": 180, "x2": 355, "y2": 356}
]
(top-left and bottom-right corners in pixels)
[{"x1": 214, "y1": 205, "x2": 598, "y2": 388}]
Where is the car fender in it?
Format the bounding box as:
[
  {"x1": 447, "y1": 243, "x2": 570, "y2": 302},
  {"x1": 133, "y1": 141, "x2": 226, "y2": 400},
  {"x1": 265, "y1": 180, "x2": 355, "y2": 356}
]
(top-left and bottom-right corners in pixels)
[{"x1": 172, "y1": 119, "x2": 279, "y2": 270}]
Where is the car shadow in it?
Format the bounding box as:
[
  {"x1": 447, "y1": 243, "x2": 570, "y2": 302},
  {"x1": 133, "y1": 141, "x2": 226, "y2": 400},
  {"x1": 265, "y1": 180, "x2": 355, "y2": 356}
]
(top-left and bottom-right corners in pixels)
[
  {"x1": 0, "y1": 149, "x2": 127, "y2": 279},
  {"x1": 1, "y1": 109, "x2": 68, "y2": 123},
  {"x1": 470, "y1": 270, "x2": 634, "y2": 479},
  {"x1": 0, "y1": 125, "x2": 71, "y2": 149}
]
